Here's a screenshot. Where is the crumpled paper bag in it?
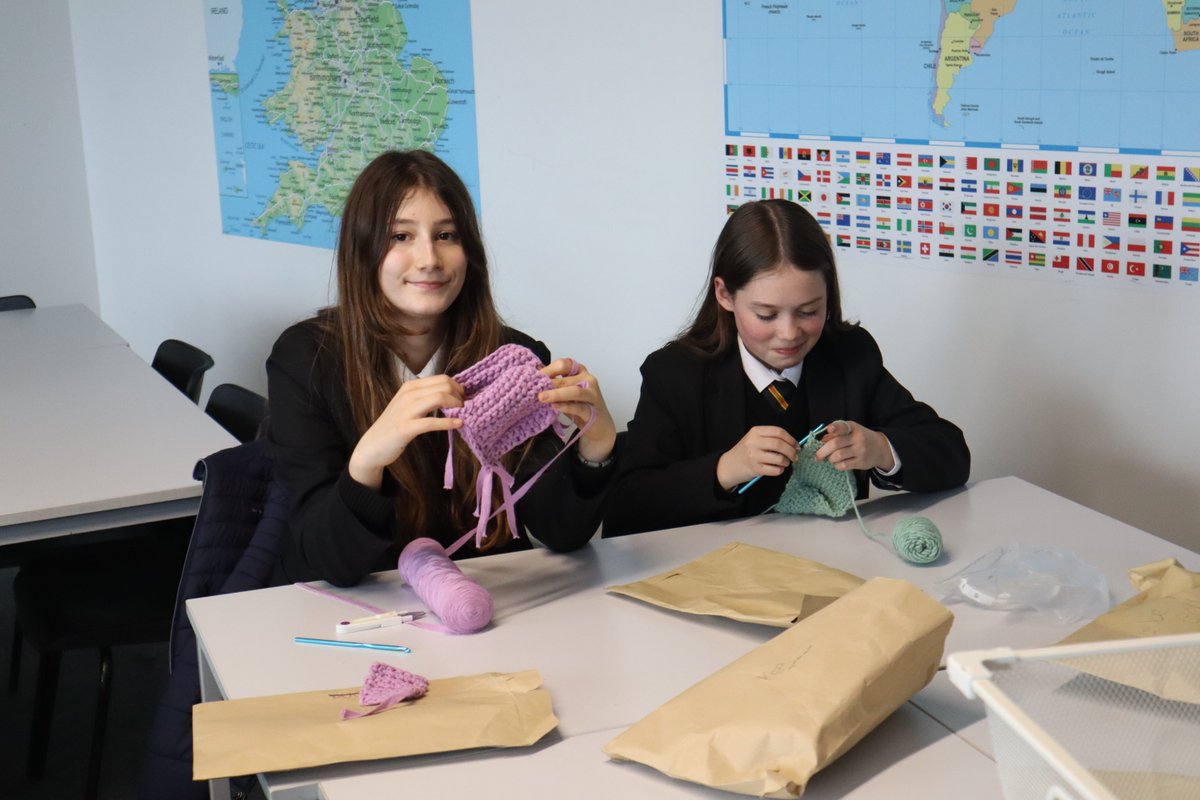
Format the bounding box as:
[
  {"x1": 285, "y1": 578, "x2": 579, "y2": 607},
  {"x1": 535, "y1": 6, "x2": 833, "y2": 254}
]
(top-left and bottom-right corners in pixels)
[
  {"x1": 606, "y1": 541, "x2": 864, "y2": 627},
  {"x1": 193, "y1": 669, "x2": 556, "y2": 779},
  {"x1": 603, "y1": 578, "x2": 953, "y2": 797}
]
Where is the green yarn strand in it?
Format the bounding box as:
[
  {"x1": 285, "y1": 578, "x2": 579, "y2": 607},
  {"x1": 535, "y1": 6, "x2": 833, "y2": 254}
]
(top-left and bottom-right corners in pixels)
[{"x1": 891, "y1": 516, "x2": 943, "y2": 564}]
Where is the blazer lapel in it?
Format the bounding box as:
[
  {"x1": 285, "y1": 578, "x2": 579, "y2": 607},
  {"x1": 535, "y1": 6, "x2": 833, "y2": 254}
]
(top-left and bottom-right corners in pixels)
[
  {"x1": 704, "y1": 349, "x2": 748, "y2": 450},
  {"x1": 803, "y1": 333, "x2": 845, "y2": 431}
]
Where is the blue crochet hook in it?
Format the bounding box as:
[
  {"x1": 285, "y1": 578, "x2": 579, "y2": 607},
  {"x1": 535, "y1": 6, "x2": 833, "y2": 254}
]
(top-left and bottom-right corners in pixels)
[{"x1": 736, "y1": 423, "x2": 828, "y2": 495}]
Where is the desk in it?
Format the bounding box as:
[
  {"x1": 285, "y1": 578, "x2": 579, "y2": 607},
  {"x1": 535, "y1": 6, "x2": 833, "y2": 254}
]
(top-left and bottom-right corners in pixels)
[
  {"x1": 0, "y1": 304, "x2": 237, "y2": 546},
  {"x1": 187, "y1": 477, "x2": 1199, "y2": 799}
]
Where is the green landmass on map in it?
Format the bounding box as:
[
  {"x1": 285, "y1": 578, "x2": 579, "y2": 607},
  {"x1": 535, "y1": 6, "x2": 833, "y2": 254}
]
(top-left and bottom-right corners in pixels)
[
  {"x1": 210, "y1": 72, "x2": 241, "y2": 97},
  {"x1": 254, "y1": 0, "x2": 449, "y2": 233},
  {"x1": 932, "y1": 0, "x2": 1017, "y2": 127}
]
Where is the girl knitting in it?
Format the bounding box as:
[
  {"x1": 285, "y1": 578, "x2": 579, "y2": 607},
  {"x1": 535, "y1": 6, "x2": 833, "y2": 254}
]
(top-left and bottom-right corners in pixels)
[
  {"x1": 267, "y1": 150, "x2": 618, "y2": 586},
  {"x1": 604, "y1": 199, "x2": 968, "y2": 536}
]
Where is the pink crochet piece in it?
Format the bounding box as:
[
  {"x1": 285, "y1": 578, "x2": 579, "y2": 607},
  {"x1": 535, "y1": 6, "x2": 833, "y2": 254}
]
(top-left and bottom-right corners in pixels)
[
  {"x1": 441, "y1": 344, "x2": 590, "y2": 554},
  {"x1": 340, "y1": 662, "x2": 429, "y2": 720}
]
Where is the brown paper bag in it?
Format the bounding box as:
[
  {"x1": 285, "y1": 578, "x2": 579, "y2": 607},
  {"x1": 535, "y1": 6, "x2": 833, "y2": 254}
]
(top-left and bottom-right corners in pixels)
[
  {"x1": 193, "y1": 669, "x2": 556, "y2": 780},
  {"x1": 607, "y1": 541, "x2": 864, "y2": 627},
  {"x1": 603, "y1": 577, "x2": 953, "y2": 798}
]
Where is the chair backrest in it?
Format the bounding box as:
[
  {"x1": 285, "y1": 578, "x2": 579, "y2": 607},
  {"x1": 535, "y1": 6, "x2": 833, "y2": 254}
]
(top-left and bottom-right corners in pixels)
[
  {"x1": 151, "y1": 338, "x2": 214, "y2": 404},
  {"x1": 204, "y1": 383, "x2": 268, "y2": 443},
  {"x1": 0, "y1": 294, "x2": 36, "y2": 311}
]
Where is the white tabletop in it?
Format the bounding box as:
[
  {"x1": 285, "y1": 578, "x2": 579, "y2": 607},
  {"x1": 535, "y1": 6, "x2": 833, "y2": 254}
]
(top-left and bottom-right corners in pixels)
[
  {"x1": 188, "y1": 476, "x2": 1198, "y2": 800},
  {"x1": 0, "y1": 305, "x2": 237, "y2": 545}
]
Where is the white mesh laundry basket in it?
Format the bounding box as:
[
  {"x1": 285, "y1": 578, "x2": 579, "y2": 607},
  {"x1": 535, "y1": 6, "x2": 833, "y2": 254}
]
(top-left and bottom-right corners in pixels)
[{"x1": 948, "y1": 633, "x2": 1200, "y2": 800}]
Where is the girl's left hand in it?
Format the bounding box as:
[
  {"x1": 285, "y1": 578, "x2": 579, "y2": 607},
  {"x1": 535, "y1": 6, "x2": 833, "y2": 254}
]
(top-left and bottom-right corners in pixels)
[
  {"x1": 538, "y1": 358, "x2": 617, "y2": 463},
  {"x1": 813, "y1": 419, "x2": 895, "y2": 473}
]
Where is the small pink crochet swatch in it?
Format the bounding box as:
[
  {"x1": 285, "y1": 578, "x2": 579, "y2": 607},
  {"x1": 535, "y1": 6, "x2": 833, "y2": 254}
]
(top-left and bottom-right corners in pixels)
[{"x1": 340, "y1": 662, "x2": 429, "y2": 720}]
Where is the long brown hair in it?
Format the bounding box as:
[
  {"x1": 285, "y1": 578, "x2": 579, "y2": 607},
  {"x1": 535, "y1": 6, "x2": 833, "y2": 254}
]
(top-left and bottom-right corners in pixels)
[
  {"x1": 677, "y1": 199, "x2": 852, "y2": 356},
  {"x1": 322, "y1": 149, "x2": 515, "y2": 551}
]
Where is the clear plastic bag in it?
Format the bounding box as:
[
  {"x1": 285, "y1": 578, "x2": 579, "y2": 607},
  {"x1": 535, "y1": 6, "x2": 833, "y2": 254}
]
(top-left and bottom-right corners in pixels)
[{"x1": 931, "y1": 542, "x2": 1110, "y2": 624}]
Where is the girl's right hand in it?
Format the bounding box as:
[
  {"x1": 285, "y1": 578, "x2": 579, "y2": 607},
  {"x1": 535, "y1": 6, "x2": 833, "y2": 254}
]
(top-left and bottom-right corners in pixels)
[
  {"x1": 348, "y1": 375, "x2": 465, "y2": 490},
  {"x1": 715, "y1": 425, "x2": 798, "y2": 491}
]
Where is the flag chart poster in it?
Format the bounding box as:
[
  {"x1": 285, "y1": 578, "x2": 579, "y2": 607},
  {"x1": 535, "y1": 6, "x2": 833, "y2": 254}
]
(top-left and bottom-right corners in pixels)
[{"x1": 722, "y1": 2, "x2": 1200, "y2": 291}]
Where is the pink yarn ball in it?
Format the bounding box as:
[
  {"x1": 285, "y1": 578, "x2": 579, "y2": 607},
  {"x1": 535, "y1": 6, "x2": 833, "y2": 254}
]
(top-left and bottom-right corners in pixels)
[{"x1": 398, "y1": 538, "x2": 494, "y2": 634}]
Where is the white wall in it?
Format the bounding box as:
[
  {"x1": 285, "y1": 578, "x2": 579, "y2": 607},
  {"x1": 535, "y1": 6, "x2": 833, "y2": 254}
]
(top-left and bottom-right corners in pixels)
[{"x1": 30, "y1": 1, "x2": 1200, "y2": 551}]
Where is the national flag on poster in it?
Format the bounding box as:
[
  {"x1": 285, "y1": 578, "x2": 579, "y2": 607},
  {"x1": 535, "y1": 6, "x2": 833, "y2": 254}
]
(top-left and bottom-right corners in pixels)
[
  {"x1": 818, "y1": 149, "x2": 832, "y2": 162},
  {"x1": 1077, "y1": 233, "x2": 1095, "y2": 248},
  {"x1": 1008, "y1": 158, "x2": 1024, "y2": 172},
  {"x1": 799, "y1": 189, "x2": 813, "y2": 202},
  {"x1": 726, "y1": 144, "x2": 738, "y2": 156},
  {"x1": 897, "y1": 239, "x2": 913, "y2": 254},
  {"x1": 725, "y1": 185, "x2": 739, "y2": 197},
  {"x1": 1128, "y1": 240, "x2": 1147, "y2": 253},
  {"x1": 1052, "y1": 254, "x2": 1070, "y2": 269},
  {"x1": 939, "y1": 243, "x2": 955, "y2": 258},
  {"x1": 940, "y1": 177, "x2": 956, "y2": 191},
  {"x1": 759, "y1": 146, "x2": 769, "y2": 157},
  {"x1": 742, "y1": 145, "x2": 756, "y2": 158},
  {"x1": 918, "y1": 176, "x2": 934, "y2": 190},
  {"x1": 856, "y1": 151, "x2": 871, "y2": 164},
  {"x1": 1078, "y1": 209, "x2": 1095, "y2": 224},
  {"x1": 1029, "y1": 183, "x2": 1047, "y2": 194},
  {"x1": 836, "y1": 234, "x2": 851, "y2": 247},
  {"x1": 1080, "y1": 162, "x2": 1098, "y2": 177},
  {"x1": 1005, "y1": 250, "x2": 1022, "y2": 264},
  {"x1": 940, "y1": 222, "x2": 956, "y2": 236},
  {"x1": 876, "y1": 173, "x2": 892, "y2": 188},
  {"x1": 837, "y1": 171, "x2": 851, "y2": 184},
  {"x1": 961, "y1": 245, "x2": 977, "y2": 260},
  {"x1": 1076, "y1": 257, "x2": 1094, "y2": 272},
  {"x1": 1054, "y1": 207, "x2": 1071, "y2": 222},
  {"x1": 983, "y1": 225, "x2": 1000, "y2": 239},
  {"x1": 1155, "y1": 215, "x2": 1174, "y2": 230},
  {"x1": 918, "y1": 153, "x2": 935, "y2": 168},
  {"x1": 1007, "y1": 182, "x2": 1023, "y2": 196},
  {"x1": 1032, "y1": 160, "x2": 1048, "y2": 174},
  {"x1": 1101, "y1": 259, "x2": 1119, "y2": 274},
  {"x1": 918, "y1": 219, "x2": 934, "y2": 234},
  {"x1": 897, "y1": 197, "x2": 913, "y2": 211},
  {"x1": 857, "y1": 194, "x2": 871, "y2": 207},
  {"x1": 1078, "y1": 187, "x2": 1097, "y2": 201},
  {"x1": 856, "y1": 235, "x2": 871, "y2": 249},
  {"x1": 856, "y1": 214, "x2": 871, "y2": 228},
  {"x1": 799, "y1": 148, "x2": 813, "y2": 160},
  {"x1": 816, "y1": 211, "x2": 830, "y2": 226},
  {"x1": 984, "y1": 202, "x2": 1000, "y2": 217},
  {"x1": 984, "y1": 157, "x2": 1000, "y2": 171},
  {"x1": 1155, "y1": 239, "x2": 1173, "y2": 254},
  {"x1": 1181, "y1": 266, "x2": 1199, "y2": 282},
  {"x1": 941, "y1": 200, "x2": 953, "y2": 212},
  {"x1": 856, "y1": 172, "x2": 871, "y2": 186},
  {"x1": 1054, "y1": 185, "x2": 1072, "y2": 199},
  {"x1": 961, "y1": 178, "x2": 978, "y2": 193},
  {"x1": 940, "y1": 155, "x2": 955, "y2": 169},
  {"x1": 1103, "y1": 211, "x2": 1121, "y2": 226},
  {"x1": 876, "y1": 238, "x2": 892, "y2": 252},
  {"x1": 1131, "y1": 164, "x2": 1149, "y2": 179},
  {"x1": 837, "y1": 192, "x2": 851, "y2": 205},
  {"x1": 1006, "y1": 205, "x2": 1023, "y2": 219},
  {"x1": 1052, "y1": 230, "x2": 1071, "y2": 246},
  {"x1": 778, "y1": 146, "x2": 793, "y2": 159},
  {"x1": 836, "y1": 213, "x2": 851, "y2": 226},
  {"x1": 1103, "y1": 235, "x2": 1121, "y2": 250},
  {"x1": 984, "y1": 180, "x2": 1000, "y2": 194},
  {"x1": 1186, "y1": 167, "x2": 1200, "y2": 182},
  {"x1": 1182, "y1": 242, "x2": 1199, "y2": 257},
  {"x1": 897, "y1": 152, "x2": 912, "y2": 167},
  {"x1": 876, "y1": 216, "x2": 892, "y2": 230},
  {"x1": 1029, "y1": 252, "x2": 1046, "y2": 267},
  {"x1": 760, "y1": 166, "x2": 775, "y2": 180},
  {"x1": 965, "y1": 156, "x2": 978, "y2": 170},
  {"x1": 1153, "y1": 263, "x2": 1172, "y2": 279},
  {"x1": 963, "y1": 223, "x2": 977, "y2": 237},
  {"x1": 1105, "y1": 163, "x2": 1123, "y2": 178},
  {"x1": 877, "y1": 195, "x2": 892, "y2": 209},
  {"x1": 961, "y1": 201, "x2": 977, "y2": 215},
  {"x1": 726, "y1": 164, "x2": 739, "y2": 177},
  {"x1": 726, "y1": 204, "x2": 741, "y2": 214},
  {"x1": 816, "y1": 169, "x2": 831, "y2": 183},
  {"x1": 1029, "y1": 229, "x2": 1046, "y2": 244},
  {"x1": 896, "y1": 175, "x2": 912, "y2": 188},
  {"x1": 1129, "y1": 189, "x2": 1148, "y2": 203},
  {"x1": 983, "y1": 248, "x2": 999, "y2": 262},
  {"x1": 1102, "y1": 188, "x2": 1122, "y2": 203},
  {"x1": 895, "y1": 218, "x2": 912, "y2": 232},
  {"x1": 1184, "y1": 192, "x2": 1200, "y2": 207},
  {"x1": 918, "y1": 198, "x2": 934, "y2": 212},
  {"x1": 743, "y1": 165, "x2": 757, "y2": 178},
  {"x1": 876, "y1": 152, "x2": 891, "y2": 166},
  {"x1": 920, "y1": 242, "x2": 931, "y2": 255},
  {"x1": 1006, "y1": 227, "x2": 1023, "y2": 242},
  {"x1": 1156, "y1": 190, "x2": 1175, "y2": 205},
  {"x1": 1157, "y1": 165, "x2": 1177, "y2": 181},
  {"x1": 1127, "y1": 261, "x2": 1146, "y2": 276},
  {"x1": 1128, "y1": 213, "x2": 1147, "y2": 228},
  {"x1": 1029, "y1": 206, "x2": 1047, "y2": 221},
  {"x1": 742, "y1": 186, "x2": 759, "y2": 198},
  {"x1": 1055, "y1": 161, "x2": 1072, "y2": 175},
  {"x1": 1184, "y1": 217, "x2": 1200, "y2": 232},
  {"x1": 796, "y1": 169, "x2": 811, "y2": 182}
]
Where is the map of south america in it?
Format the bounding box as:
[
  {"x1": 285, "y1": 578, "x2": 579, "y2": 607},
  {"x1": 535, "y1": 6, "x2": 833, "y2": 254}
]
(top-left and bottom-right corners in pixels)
[{"x1": 932, "y1": 1, "x2": 1017, "y2": 127}]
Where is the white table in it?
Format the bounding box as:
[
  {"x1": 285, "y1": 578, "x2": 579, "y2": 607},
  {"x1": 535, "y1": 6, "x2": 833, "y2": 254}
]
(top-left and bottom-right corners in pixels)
[
  {"x1": 187, "y1": 477, "x2": 1199, "y2": 799},
  {"x1": 0, "y1": 304, "x2": 237, "y2": 546}
]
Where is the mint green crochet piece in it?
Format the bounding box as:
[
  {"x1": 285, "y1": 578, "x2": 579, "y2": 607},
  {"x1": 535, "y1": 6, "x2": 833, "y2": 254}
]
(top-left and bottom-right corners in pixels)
[{"x1": 775, "y1": 438, "x2": 855, "y2": 518}]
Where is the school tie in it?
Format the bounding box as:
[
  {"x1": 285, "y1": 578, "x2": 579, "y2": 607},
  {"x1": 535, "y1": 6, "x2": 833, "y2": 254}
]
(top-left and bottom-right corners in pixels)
[{"x1": 764, "y1": 379, "x2": 795, "y2": 414}]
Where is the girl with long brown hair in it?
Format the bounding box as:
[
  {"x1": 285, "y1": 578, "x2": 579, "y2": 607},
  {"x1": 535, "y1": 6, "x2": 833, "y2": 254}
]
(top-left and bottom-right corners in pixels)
[{"x1": 267, "y1": 150, "x2": 618, "y2": 586}]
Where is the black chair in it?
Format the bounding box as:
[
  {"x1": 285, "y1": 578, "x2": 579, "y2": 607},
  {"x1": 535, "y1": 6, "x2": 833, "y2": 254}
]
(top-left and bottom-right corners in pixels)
[
  {"x1": 0, "y1": 294, "x2": 36, "y2": 311},
  {"x1": 151, "y1": 339, "x2": 214, "y2": 404},
  {"x1": 204, "y1": 383, "x2": 268, "y2": 443}
]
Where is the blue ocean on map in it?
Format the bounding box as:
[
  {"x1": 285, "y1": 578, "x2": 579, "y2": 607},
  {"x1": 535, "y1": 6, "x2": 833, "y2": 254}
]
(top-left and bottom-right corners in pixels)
[
  {"x1": 725, "y1": 0, "x2": 1200, "y2": 153},
  {"x1": 210, "y1": 0, "x2": 478, "y2": 249}
]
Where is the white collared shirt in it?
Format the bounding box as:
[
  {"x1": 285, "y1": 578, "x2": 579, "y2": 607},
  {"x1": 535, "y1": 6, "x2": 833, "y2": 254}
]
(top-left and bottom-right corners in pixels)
[{"x1": 395, "y1": 342, "x2": 447, "y2": 382}]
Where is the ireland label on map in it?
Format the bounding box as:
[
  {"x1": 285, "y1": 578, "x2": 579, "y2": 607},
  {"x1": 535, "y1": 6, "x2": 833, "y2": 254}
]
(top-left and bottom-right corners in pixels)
[{"x1": 205, "y1": 0, "x2": 477, "y2": 249}]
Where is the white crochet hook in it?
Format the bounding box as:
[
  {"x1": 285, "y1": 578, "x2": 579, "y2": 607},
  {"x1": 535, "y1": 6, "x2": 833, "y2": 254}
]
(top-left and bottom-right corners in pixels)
[
  {"x1": 736, "y1": 423, "x2": 828, "y2": 496},
  {"x1": 336, "y1": 610, "x2": 425, "y2": 635}
]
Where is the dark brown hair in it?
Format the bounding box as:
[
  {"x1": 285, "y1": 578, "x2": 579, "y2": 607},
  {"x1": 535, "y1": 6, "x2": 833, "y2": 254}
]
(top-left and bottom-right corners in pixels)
[{"x1": 677, "y1": 199, "x2": 851, "y2": 355}]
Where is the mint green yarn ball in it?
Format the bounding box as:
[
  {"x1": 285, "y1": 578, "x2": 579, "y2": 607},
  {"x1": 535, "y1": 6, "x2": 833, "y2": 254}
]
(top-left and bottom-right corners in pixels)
[{"x1": 891, "y1": 516, "x2": 943, "y2": 564}]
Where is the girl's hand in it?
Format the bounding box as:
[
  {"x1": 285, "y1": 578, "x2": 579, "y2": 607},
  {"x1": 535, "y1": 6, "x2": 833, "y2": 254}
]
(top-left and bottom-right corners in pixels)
[
  {"x1": 538, "y1": 358, "x2": 617, "y2": 463},
  {"x1": 813, "y1": 419, "x2": 895, "y2": 472},
  {"x1": 716, "y1": 426, "x2": 798, "y2": 491},
  {"x1": 348, "y1": 375, "x2": 465, "y2": 489}
]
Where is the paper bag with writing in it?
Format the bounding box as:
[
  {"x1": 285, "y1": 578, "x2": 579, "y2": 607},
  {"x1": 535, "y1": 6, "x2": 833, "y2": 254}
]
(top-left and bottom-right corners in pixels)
[
  {"x1": 1057, "y1": 558, "x2": 1200, "y2": 704},
  {"x1": 606, "y1": 541, "x2": 864, "y2": 627},
  {"x1": 603, "y1": 578, "x2": 953, "y2": 798},
  {"x1": 193, "y1": 669, "x2": 556, "y2": 780}
]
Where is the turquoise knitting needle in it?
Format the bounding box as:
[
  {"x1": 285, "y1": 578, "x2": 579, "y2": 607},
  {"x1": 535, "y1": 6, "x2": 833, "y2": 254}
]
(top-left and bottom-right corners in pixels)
[{"x1": 736, "y1": 423, "x2": 828, "y2": 495}]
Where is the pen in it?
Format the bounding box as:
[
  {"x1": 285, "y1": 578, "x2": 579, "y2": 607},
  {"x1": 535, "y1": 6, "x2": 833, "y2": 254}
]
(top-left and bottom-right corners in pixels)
[
  {"x1": 294, "y1": 636, "x2": 411, "y2": 653},
  {"x1": 736, "y1": 423, "x2": 829, "y2": 495},
  {"x1": 336, "y1": 610, "x2": 424, "y2": 635}
]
